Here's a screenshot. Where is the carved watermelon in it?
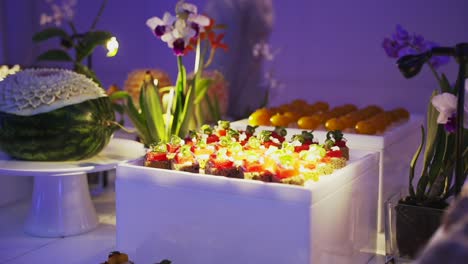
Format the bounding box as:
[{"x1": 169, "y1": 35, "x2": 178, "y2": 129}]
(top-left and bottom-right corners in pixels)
[{"x1": 0, "y1": 68, "x2": 117, "y2": 161}]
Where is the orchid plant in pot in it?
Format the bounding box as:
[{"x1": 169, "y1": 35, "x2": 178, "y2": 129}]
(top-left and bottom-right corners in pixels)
[
  {"x1": 33, "y1": 0, "x2": 118, "y2": 88},
  {"x1": 110, "y1": 0, "x2": 227, "y2": 146},
  {"x1": 383, "y1": 25, "x2": 468, "y2": 261}
]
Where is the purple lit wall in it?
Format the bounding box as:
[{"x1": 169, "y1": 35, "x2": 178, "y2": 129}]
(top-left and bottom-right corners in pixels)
[{"x1": 2, "y1": 0, "x2": 467, "y2": 115}]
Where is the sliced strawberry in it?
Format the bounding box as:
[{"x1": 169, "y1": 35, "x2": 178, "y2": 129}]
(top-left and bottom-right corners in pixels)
[
  {"x1": 335, "y1": 140, "x2": 347, "y2": 148},
  {"x1": 146, "y1": 152, "x2": 168, "y2": 162},
  {"x1": 263, "y1": 141, "x2": 281, "y2": 149},
  {"x1": 271, "y1": 132, "x2": 285, "y2": 143},
  {"x1": 207, "y1": 134, "x2": 220, "y2": 144},
  {"x1": 326, "y1": 149, "x2": 343, "y2": 158},
  {"x1": 294, "y1": 144, "x2": 310, "y2": 153},
  {"x1": 245, "y1": 161, "x2": 264, "y2": 173},
  {"x1": 213, "y1": 159, "x2": 234, "y2": 169},
  {"x1": 167, "y1": 144, "x2": 180, "y2": 153},
  {"x1": 217, "y1": 129, "x2": 227, "y2": 137}
]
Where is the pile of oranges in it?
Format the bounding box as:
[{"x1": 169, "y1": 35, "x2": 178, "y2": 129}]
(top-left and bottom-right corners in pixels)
[{"x1": 248, "y1": 99, "x2": 410, "y2": 135}]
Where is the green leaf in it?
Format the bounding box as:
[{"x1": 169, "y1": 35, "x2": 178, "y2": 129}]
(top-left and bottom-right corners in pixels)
[
  {"x1": 36, "y1": 49, "x2": 73, "y2": 62},
  {"x1": 76, "y1": 31, "x2": 113, "y2": 62},
  {"x1": 427, "y1": 133, "x2": 454, "y2": 199},
  {"x1": 109, "y1": 91, "x2": 131, "y2": 101},
  {"x1": 422, "y1": 91, "x2": 441, "y2": 176},
  {"x1": 74, "y1": 63, "x2": 102, "y2": 87},
  {"x1": 142, "y1": 74, "x2": 166, "y2": 142},
  {"x1": 33, "y1": 27, "x2": 70, "y2": 43},
  {"x1": 172, "y1": 58, "x2": 187, "y2": 135},
  {"x1": 110, "y1": 91, "x2": 151, "y2": 145},
  {"x1": 176, "y1": 82, "x2": 195, "y2": 137},
  {"x1": 409, "y1": 126, "x2": 425, "y2": 198},
  {"x1": 213, "y1": 95, "x2": 221, "y2": 121},
  {"x1": 194, "y1": 78, "x2": 212, "y2": 104},
  {"x1": 439, "y1": 74, "x2": 452, "y2": 93}
]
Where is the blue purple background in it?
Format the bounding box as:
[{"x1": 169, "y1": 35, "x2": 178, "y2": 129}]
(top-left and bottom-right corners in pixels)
[{"x1": 1, "y1": 0, "x2": 467, "y2": 115}]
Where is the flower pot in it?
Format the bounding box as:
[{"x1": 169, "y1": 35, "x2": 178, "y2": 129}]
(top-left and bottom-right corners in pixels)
[{"x1": 385, "y1": 192, "x2": 446, "y2": 263}]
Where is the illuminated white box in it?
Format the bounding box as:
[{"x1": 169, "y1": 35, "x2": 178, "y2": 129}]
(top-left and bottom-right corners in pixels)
[
  {"x1": 115, "y1": 150, "x2": 378, "y2": 264},
  {"x1": 232, "y1": 115, "x2": 423, "y2": 237}
]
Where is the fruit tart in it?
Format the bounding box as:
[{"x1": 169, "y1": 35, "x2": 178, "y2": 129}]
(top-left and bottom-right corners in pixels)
[
  {"x1": 145, "y1": 142, "x2": 172, "y2": 169},
  {"x1": 325, "y1": 130, "x2": 349, "y2": 160},
  {"x1": 205, "y1": 148, "x2": 244, "y2": 179},
  {"x1": 171, "y1": 145, "x2": 200, "y2": 173}
]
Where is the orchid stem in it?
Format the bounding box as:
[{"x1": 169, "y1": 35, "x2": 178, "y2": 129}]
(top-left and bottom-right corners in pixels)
[
  {"x1": 427, "y1": 63, "x2": 443, "y2": 87},
  {"x1": 68, "y1": 22, "x2": 78, "y2": 35},
  {"x1": 90, "y1": 0, "x2": 108, "y2": 31}
]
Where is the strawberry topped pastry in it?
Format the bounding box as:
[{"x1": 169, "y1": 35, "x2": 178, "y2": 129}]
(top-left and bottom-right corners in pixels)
[
  {"x1": 171, "y1": 145, "x2": 200, "y2": 173},
  {"x1": 325, "y1": 130, "x2": 349, "y2": 160},
  {"x1": 238, "y1": 125, "x2": 258, "y2": 145},
  {"x1": 242, "y1": 149, "x2": 273, "y2": 182},
  {"x1": 291, "y1": 131, "x2": 317, "y2": 153},
  {"x1": 214, "y1": 120, "x2": 231, "y2": 137},
  {"x1": 269, "y1": 143, "x2": 303, "y2": 185},
  {"x1": 257, "y1": 127, "x2": 287, "y2": 149},
  {"x1": 298, "y1": 144, "x2": 330, "y2": 182},
  {"x1": 205, "y1": 148, "x2": 244, "y2": 179},
  {"x1": 145, "y1": 142, "x2": 172, "y2": 169}
]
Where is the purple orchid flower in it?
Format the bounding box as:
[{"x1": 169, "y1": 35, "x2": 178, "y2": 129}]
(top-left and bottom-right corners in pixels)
[{"x1": 383, "y1": 25, "x2": 450, "y2": 70}]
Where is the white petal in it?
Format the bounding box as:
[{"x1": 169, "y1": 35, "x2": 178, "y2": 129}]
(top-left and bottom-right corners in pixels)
[
  {"x1": 183, "y1": 29, "x2": 196, "y2": 42},
  {"x1": 432, "y1": 93, "x2": 457, "y2": 112},
  {"x1": 189, "y1": 14, "x2": 210, "y2": 26},
  {"x1": 176, "y1": 2, "x2": 197, "y2": 14},
  {"x1": 146, "y1": 16, "x2": 164, "y2": 29},
  {"x1": 161, "y1": 32, "x2": 175, "y2": 43},
  {"x1": 436, "y1": 112, "x2": 450, "y2": 124},
  {"x1": 162, "y1": 12, "x2": 176, "y2": 25}
]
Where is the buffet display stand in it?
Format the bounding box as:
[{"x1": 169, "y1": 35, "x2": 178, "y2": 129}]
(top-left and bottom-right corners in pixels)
[
  {"x1": 232, "y1": 114, "x2": 423, "y2": 252},
  {"x1": 0, "y1": 138, "x2": 145, "y2": 238},
  {"x1": 116, "y1": 149, "x2": 379, "y2": 264}
]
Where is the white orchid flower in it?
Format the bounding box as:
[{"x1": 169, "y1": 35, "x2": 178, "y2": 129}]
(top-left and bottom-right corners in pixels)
[
  {"x1": 146, "y1": 12, "x2": 176, "y2": 38},
  {"x1": 431, "y1": 93, "x2": 457, "y2": 124},
  {"x1": 431, "y1": 85, "x2": 468, "y2": 130},
  {"x1": 147, "y1": 1, "x2": 211, "y2": 56}
]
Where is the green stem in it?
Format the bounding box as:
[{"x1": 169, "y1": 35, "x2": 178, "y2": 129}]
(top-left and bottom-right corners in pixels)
[
  {"x1": 68, "y1": 22, "x2": 78, "y2": 35},
  {"x1": 427, "y1": 63, "x2": 443, "y2": 88},
  {"x1": 177, "y1": 56, "x2": 185, "y2": 93},
  {"x1": 90, "y1": 0, "x2": 108, "y2": 31}
]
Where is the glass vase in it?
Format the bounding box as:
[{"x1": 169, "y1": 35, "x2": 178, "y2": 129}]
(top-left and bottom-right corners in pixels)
[{"x1": 385, "y1": 191, "x2": 446, "y2": 263}]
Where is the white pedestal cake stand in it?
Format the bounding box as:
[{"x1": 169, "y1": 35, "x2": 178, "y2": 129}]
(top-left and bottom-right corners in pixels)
[{"x1": 0, "y1": 138, "x2": 145, "y2": 238}]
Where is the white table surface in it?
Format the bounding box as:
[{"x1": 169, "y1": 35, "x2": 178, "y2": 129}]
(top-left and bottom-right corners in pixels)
[
  {"x1": 0, "y1": 184, "x2": 117, "y2": 264},
  {"x1": 0, "y1": 138, "x2": 145, "y2": 177}
]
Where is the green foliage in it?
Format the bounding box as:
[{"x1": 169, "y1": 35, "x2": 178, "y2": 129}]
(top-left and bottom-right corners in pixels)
[
  {"x1": 406, "y1": 81, "x2": 467, "y2": 207},
  {"x1": 32, "y1": 27, "x2": 70, "y2": 43},
  {"x1": 32, "y1": 1, "x2": 114, "y2": 87},
  {"x1": 36, "y1": 49, "x2": 73, "y2": 62},
  {"x1": 76, "y1": 31, "x2": 113, "y2": 62}
]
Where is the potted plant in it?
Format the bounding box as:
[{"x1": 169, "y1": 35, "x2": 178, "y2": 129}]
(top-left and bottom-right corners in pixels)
[
  {"x1": 382, "y1": 25, "x2": 468, "y2": 261},
  {"x1": 109, "y1": 0, "x2": 228, "y2": 146},
  {"x1": 33, "y1": 0, "x2": 118, "y2": 88}
]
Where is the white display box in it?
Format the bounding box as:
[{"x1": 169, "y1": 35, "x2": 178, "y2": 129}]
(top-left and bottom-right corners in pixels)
[
  {"x1": 231, "y1": 115, "x2": 423, "y2": 237},
  {"x1": 115, "y1": 150, "x2": 379, "y2": 264}
]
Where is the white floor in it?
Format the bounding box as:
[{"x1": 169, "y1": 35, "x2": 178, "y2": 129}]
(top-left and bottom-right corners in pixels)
[{"x1": 0, "y1": 189, "x2": 117, "y2": 264}]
